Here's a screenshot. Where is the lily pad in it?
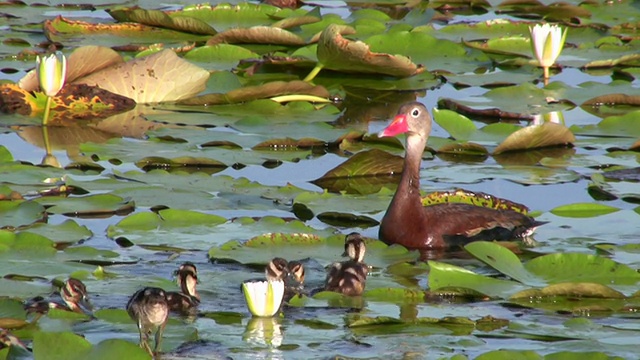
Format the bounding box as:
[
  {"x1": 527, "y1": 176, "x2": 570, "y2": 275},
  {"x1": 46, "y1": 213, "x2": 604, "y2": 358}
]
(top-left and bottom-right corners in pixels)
[
  {"x1": 550, "y1": 203, "x2": 621, "y2": 218},
  {"x1": 493, "y1": 122, "x2": 575, "y2": 154},
  {"x1": 74, "y1": 49, "x2": 210, "y2": 103},
  {"x1": 209, "y1": 233, "x2": 418, "y2": 268},
  {"x1": 34, "y1": 194, "x2": 135, "y2": 217},
  {"x1": 315, "y1": 24, "x2": 424, "y2": 78},
  {"x1": 0, "y1": 200, "x2": 46, "y2": 229}
]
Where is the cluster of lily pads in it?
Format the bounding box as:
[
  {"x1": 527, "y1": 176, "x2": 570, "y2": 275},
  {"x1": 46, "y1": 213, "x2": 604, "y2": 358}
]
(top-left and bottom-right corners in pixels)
[{"x1": 0, "y1": 0, "x2": 639, "y2": 359}]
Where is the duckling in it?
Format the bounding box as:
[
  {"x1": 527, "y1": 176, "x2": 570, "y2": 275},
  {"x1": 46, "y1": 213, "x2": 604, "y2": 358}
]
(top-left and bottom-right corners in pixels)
[
  {"x1": 283, "y1": 261, "x2": 305, "y2": 302},
  {"x1": 25, "y1": 278, "x2": 93, "y2": 315},
  {"x1": 0, "y1": 328, "x2": 27, "y2": 351},
  {"x1": 287, "y1": 261, "x2": 305, "y2": 291},
  {"x1": 265, "y1": 257, "x2": 289, "y2": 282},
  {"x1": 166, "y1": 262, "x2": 200, "y2": 313},
  {"x1": 126, "y1": 287, "x2": 169, "y2": 355},
  {"x1": 324, "y1": 233, "x2": 369, "y2": 296}
]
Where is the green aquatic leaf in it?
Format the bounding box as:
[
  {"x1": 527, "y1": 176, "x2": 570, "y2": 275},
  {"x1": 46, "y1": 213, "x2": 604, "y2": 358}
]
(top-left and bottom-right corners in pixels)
[
  {"x1": 210, "y1": 232, "x2": 417, "y2": 268},
  {"x1": 24, "y1": 220, "x2": 92, "y2": 244},
  {"x1": 107, "y1": 7, "x2": 217, "y2": 35},
  {"x1": 0, "y1": 200, "x2": 46, "y2": 229},
  {"x1": 428, "y1": 261, "x2": 525, "y2": 299},
  {"x1": 432, "y1": 108, "x2": 478, "y2": 141},
  {"x1": 316, "y1": 24, "x2": 424, "y2": 78},
  {"x1": 32, "y1": 331, "x2": 92, "y2": 360},
  {"x1": 34, "y1": 194, "x2": 135, "y2": 217},
  {"x1": 493, "y1": 123, "x2": 575, "y2": 155},
  {"x1": 465, "y1": 242, "x2": 545, "y2": 287},
  {"x1": 524, "y1": 252, "x2": 640, "y2": 286},
  {"x1": 550, "y1": 203, "x2": 620, "y2": 218},
  {"x1": 510, "y1": 282, "x2": 625, "y2": 300}
]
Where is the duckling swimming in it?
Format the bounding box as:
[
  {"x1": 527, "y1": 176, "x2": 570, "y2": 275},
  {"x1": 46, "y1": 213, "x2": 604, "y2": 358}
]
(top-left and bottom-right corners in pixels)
[
  {"x1": 324, "y1": 233, "x2": 369, "y2": 296},
  {"x1": 25, "y1": 278, "x2": 93, "y2": 315},
  {"x1": 166, "y1": 262, "x2": 200, "y2": 313}
]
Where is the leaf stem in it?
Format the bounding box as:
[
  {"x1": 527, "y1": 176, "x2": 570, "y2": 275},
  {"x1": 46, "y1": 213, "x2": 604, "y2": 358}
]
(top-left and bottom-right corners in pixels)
[
  {"x1": 42, "y1": 95, "x2": 53, "y2": 126},
  {"x1": 303, "y1": 64, "x2": 323, "y2": 83}
]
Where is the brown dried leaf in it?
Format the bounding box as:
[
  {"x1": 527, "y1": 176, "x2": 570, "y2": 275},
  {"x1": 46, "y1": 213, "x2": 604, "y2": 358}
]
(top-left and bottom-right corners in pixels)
[
  {"x1": 206, "y1": 26, "x2": 305, "y2": 46},
  {"x1": 73, "y1": 49, "x2": 209, "y2": 103},
  {"x1": 19, "y1": 46, "x2": 124, "y2": 92}
]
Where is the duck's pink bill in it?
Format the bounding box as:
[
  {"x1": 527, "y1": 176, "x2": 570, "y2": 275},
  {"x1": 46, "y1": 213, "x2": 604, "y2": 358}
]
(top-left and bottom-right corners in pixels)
[{"x1": 378, "y1": 114, "x2": 408, "y2": 137}]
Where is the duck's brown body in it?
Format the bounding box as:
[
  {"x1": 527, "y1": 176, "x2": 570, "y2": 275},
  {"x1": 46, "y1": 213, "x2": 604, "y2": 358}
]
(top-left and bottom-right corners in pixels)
[{"x1": 378, "y1": 102, "x2": 544, "y2": 250}]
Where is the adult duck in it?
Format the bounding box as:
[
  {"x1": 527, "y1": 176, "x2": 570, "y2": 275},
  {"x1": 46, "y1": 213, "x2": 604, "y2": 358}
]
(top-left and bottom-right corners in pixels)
[{"x1": 378, "y1": 102, "x2": 545, "y2": 250}]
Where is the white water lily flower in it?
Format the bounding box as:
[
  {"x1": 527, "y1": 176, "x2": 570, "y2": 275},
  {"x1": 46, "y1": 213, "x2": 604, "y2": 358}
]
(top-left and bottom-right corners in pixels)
[
  {"x1": 36, "y1": 51, "x2": 67, "y2": 97},
  {"x1": 529, "y1": 24, "x2": 567, "y2": 79},
  {"x1": 242, "y1": 280, "x2": 284, "y2": 317},
  {"x1": 532, "y1": 111, "x2": 564, "y2": 126}
]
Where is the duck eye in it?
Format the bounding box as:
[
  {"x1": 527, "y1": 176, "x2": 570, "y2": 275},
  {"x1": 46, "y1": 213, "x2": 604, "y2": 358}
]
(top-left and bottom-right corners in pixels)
[{"x1": 411, "y1": 108, "x2": 420, "y2": 117}]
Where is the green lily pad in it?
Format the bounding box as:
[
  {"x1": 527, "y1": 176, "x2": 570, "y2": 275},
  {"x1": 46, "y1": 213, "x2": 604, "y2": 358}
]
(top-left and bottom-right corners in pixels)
[
  {"x1": 493, "y1": 123, "x2": 575, "y2": 154},
  {"x1": 209, "y1": 233, "x2": 418, "y2": 268},
  {"x1": 428, "y1": 260, "x2": 525, "y2": 299},
  {"x1": 550, "y1": 203, "x2": 621, "y2": 218},
  {"x1": 178, "y1": 80, "x2": 329, "y2": 105},
  {"x1": 315, "y1": 24, "x2": 424, "y2": 78},
  {"x1": 107, "y1": 7, "x2": 217, "y2": 35},
  {"x1": 23, "y1": 220, "x2": 92, "y2": 245},
  {"x1": 34, "y1": 194, "x2": 135, "y2": 217},
  {"x1": 0, "y1": 200, "x2": 46, "y2": 229},
  {"x1": 107, "y1": 209, "x2": 225, "y2": 248}
]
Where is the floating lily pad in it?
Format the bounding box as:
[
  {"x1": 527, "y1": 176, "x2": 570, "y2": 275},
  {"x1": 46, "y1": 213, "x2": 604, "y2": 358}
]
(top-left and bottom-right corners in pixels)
[
  {"x1": 107, "y1": 7, "x2": 217, "y2": 35},
  {"x1": 0, "y1": 200, "x2": 46, "y2": 229},
  {"x1": 75, "y1": 49, "x2": 210, "y2": 103},
  {"x1": 34, "y1": 194, "x2": 135, "y2": 217},
  {"x1": 23, "y1": 220, "x2": 92, "y2": 245},
  {"x1": 315, "y1": 24, "x2": 424, "y2": 78},
  {"x1": 550, "y1": 203, "x2": 620, "y2": 218},
  {"x1": 493, "y1": 122, "x2": 575, "y2": 154},
  {"x1": 209, "y1": 232, "x2": 418, "y2": 268}
]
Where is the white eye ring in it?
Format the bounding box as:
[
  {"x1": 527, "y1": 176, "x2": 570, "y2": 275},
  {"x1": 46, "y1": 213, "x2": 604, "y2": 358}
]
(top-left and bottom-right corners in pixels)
[{"x1": 411, "y1": 108, "x2": 420, "y2": 117}]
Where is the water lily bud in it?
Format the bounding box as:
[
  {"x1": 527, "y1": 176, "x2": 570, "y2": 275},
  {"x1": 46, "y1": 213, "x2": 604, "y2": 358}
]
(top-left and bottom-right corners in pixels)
[
  {"x1": 36, "y1": 51, "x2": 67, "y2": 97},
  {"x1": 529, "y1": 24, "x2": 567, "y2": 77},
  {"x1": 242, "y1": 280, "x2": 284, "y2": 317},
  {"x1": 41, "y1": 154, "x2": 61, "y2": 168}
]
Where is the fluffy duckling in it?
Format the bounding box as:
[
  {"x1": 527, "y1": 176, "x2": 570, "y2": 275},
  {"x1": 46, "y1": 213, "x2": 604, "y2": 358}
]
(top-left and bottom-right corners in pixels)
[
  {"x1": 126, "y1": 287, "x2": 169, "y2": 355},
  {"x1": 25, "y1": 278, "x2": 93, "y2": 315},
  {"x1": 166, "y1": 262, "x2": 200, "y2": 313},
  {"x1": 324, "y1": 233, "x2": 369, "y2": 296},
  {"x1": 265, "y1": 257, "x2": 289, "y2": 282},
  {"x1": 284, "y1": 261, "x2": 305, "y2": 301}
]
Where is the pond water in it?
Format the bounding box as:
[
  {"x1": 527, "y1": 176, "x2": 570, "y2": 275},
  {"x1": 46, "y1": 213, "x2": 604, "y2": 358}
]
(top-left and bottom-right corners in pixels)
[{"x1": 1, "y1": 0, "x2": 640, "y2": 359}]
